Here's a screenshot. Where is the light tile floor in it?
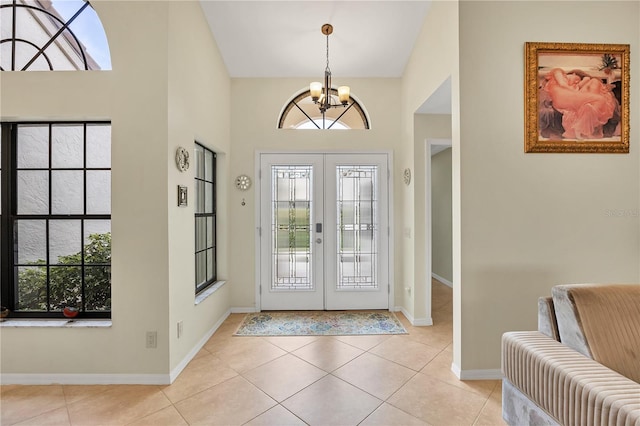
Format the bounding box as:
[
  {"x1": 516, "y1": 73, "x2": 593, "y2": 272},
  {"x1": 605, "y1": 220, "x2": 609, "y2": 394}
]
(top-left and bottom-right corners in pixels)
[{"x1": 0, "y1": 280, "x2": 506, "y2": 425}]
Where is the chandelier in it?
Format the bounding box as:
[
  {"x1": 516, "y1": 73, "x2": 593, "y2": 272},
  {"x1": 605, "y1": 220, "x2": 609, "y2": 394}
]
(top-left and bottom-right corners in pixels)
[{"x1": 309, "y1": 24, "x2": 350, "y2": 113}]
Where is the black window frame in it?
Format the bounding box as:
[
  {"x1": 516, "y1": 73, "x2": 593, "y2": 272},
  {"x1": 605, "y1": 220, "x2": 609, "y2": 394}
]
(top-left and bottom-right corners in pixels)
[
  {"x1": 194, "y1": 142, "x2": 217, "y2": 294},
  {"x1": 0, "y1": 121, "x2": 111, "y2": 319}
]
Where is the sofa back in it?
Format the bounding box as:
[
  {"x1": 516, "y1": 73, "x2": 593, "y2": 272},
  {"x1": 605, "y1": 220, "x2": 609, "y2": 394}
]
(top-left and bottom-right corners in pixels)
[
  {"x1": 552, "y1": 284, "x2": 640, "y2": 383},
  {"x1": 537, "y1": 296, "x2": 560, "y2": 341}
]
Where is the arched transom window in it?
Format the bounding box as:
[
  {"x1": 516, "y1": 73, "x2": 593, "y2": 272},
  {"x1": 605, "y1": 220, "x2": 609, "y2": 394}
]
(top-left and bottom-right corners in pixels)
[
  {"x1": 0, "y1": 0, "x2": 111, "y2": 71},
  {"x1": 278, "y1": 89, "x2": 370, "y2": 130}
]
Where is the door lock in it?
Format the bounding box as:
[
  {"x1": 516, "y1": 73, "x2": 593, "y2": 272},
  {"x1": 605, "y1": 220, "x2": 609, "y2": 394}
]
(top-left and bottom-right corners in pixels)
[{"x1": 316, "y1": 238, "x2": 322, "y2": 244}]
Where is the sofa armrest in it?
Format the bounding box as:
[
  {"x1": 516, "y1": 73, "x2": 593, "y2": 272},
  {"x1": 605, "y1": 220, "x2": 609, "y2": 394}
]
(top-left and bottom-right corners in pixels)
[{"x1": 502, "y1": 331, "x2": 640, "y2": 426}]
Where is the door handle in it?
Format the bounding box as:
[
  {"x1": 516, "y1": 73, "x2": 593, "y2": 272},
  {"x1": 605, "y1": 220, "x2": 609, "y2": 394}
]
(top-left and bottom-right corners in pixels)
[{"x1": 316, "y1": 238, "x2": 322, "y2": 244}]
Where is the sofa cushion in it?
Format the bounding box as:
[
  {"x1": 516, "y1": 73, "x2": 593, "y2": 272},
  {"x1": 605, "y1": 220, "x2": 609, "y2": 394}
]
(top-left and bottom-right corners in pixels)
[{"x1": 552, "y1": 284, "x2": 640, "y2": 383}]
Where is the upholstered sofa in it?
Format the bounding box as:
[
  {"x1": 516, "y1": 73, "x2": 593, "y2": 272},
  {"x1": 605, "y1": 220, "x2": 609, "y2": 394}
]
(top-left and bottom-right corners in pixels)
[{"x1": 501, "y1": 284, "x2": 640, "y2": 425}]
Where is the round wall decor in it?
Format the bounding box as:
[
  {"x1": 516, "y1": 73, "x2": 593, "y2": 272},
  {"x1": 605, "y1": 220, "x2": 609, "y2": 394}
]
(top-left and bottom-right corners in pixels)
[
  {"x1": 403, "y1": 168, "x2": 412, "y2": 186},
  {"x1": 175, "y1": 147, "x2": 190, "y2": 172},
  {"x1": 235, "y1": 175, "x2": 251, "y2": 191}
]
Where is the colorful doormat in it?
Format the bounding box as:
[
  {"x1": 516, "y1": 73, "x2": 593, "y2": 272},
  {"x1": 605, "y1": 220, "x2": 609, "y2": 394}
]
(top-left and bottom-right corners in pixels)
[{"x1": 234, "y1": 311, "x2": 407, "y2": 336}]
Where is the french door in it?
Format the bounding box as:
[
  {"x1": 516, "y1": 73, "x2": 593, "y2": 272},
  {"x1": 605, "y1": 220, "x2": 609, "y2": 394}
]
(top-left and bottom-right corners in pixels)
[{"x1": 259, "y1": 153, "x2": 390, "y2": 310}]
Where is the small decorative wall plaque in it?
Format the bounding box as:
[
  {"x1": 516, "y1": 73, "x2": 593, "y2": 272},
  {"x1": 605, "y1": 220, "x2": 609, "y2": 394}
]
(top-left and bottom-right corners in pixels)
[
  {"x1": 235, "y1": 174, "x2": 252, "y2": 190},
  {"x1": 403, "y1": 168, "x2": 411, "y2": 186},
  {"x1": 175, "y1": 147, "x2": 190, "y2": 171}
]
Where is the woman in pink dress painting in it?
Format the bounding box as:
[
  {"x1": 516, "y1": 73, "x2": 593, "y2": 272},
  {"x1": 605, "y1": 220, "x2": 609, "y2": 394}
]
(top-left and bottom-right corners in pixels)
[{"x1": 541, "y1": 68, "x2": 618, "y2": 140}]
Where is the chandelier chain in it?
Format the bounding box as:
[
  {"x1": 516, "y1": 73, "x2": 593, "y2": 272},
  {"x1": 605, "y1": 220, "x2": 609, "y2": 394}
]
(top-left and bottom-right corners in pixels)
[{"x1": 325, "y1": 33, "x2": 330, "y2": 73}]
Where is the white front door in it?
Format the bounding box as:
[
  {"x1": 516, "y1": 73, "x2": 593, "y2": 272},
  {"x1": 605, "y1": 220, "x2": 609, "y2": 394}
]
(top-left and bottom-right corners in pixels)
[{"x1": 259, "y1": 153, "x2": 389, "y2": 310}]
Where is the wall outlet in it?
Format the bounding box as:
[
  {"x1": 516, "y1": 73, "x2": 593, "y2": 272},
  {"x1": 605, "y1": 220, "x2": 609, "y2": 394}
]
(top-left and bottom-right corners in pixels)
[
  {"x1": 177, "y1": 321, "x2": 184, "y2": 339},
  {"x1": 145, "y1": 331, "x2": 157, "y2": 348}
]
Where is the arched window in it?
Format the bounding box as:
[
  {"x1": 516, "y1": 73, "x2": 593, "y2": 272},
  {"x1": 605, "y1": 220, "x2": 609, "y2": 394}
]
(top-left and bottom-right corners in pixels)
[
  {"x1": 0, "y1": 0, "x2": 111, "y2": 71},
  {"x1": 278, "y1": 89, "x2": 370, "y2": 130}
]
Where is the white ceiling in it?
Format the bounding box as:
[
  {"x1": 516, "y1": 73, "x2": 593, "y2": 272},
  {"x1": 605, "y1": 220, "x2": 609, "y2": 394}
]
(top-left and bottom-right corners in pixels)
[
  {"x1": 199, "y1": 1, "x2": 451, "y2": 114},
  {"x1": 416, "y1": 76, "x2": 450, "y2": 114},
  {"x1": 199, "y1": 1, "x2": 432, "y2": 78}
]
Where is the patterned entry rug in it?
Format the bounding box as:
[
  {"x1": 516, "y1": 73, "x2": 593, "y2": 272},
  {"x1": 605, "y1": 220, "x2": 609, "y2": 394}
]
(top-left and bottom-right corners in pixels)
[{"x1": 234, "y1": 311, "x2": 407, "y2": 336}]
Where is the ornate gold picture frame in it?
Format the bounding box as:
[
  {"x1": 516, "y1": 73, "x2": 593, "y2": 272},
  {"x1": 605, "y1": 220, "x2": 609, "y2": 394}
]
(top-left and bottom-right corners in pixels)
[{"x1": 525, "y1": 42, "x2": 630, "y2": 153}]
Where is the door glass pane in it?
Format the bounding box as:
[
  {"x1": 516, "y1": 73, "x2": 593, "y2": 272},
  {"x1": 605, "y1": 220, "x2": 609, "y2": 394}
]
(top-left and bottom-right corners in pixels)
[
  {"x1": 271, "y1": 166, "x2": 313, "y2": 291},
  {"x1": 336, "y1": 166, "x2": 377, "y2": 289}
]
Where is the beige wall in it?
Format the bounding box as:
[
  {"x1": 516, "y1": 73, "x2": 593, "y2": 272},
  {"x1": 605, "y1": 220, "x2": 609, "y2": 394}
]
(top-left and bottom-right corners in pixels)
[
  {"x1": 412, "y1": 113, "x2": 453, "y2": 323},
  {"x1": 402, "y1": 0, "x2": 638, "y2": 375},
  {"x1": 457, "y1": 1, "x2": 640, "y2": 372},
  {"x1": 431, "y1": 147, "x2": 452, "y2": 283},
  {"x1": 2, "y1": 0, "x2": 637, "y2": 381},
  {"x1": 0, "y1": 1, "x2": 232, "y2": 379},
  {"x1": 228, "y1": 78, "x2": 402, "y2": 310},
  {"x1": 400, "y1": 1, "x2": 459, "y2": 324},
  {"x1": 166, "y1": 1, "x2": 231, "y2": 375}
]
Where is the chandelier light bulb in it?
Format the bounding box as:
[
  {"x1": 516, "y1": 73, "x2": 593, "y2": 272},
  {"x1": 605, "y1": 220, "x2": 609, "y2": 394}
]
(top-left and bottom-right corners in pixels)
[
  {"x1": 338, "y1": 86, "x2": 350, "y2": 104},
  {"x1": 310, "y1": 82, "x2": 322, "y2": 101}
]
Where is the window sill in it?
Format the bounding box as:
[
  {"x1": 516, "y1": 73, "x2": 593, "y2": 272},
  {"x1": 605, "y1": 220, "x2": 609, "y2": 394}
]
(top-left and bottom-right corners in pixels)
[
  {"x1": 195, "y1": 280, "x2": 227, "y2": 305},
  {"x1": 0, "y1": 319, "x2": 112, "y2": 328}
]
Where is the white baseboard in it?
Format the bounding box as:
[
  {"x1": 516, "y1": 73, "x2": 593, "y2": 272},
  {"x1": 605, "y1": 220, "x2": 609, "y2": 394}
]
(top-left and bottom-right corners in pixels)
[
  {"x1": 0, "y1": 373, "x2": 170, "y2": 385},
  {"x1": 0, "y1": 309, "x2": 234, "y2": 386},
  {"x1": 432, "y1": 273, "x2": 453, "y2": 288},
  {"x1": 169, "y1": 308, "x2": 232, "y2": 383},
  {"x1": 412, "y1": 317, "x2": 433, "y2": 326},
  {"x1": 451, "y1": 362, "x2": 502, "y2": 380},
  {"x1": 396, "y1": 306, "x2": 433, "y2": 326},
  {"x1": 230, "y1": 307, "x2": 259, "y2": 313}
]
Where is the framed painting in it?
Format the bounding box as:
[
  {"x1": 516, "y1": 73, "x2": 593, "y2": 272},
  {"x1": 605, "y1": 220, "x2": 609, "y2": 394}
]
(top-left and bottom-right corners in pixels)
[{"x1": 525, "y1": 42, "x2": 630, "y2": 153}]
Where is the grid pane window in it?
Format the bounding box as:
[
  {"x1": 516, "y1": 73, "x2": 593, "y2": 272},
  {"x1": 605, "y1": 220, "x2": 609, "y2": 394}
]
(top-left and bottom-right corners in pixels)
[
  {"x1": 194, "y1": 143, "x2": 216, "y2": 293},
  {"x1": 0, "y1": 0, "x2": 111, "y2": 71},
  {"x1": 0, "y1": 122, "x2": 111, "y2": 318}
]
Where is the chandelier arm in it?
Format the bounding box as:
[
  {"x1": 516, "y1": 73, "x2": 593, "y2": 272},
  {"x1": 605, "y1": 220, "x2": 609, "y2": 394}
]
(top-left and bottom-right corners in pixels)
[
  {"x1": 326, "y1": 102, "x2": 354, "y2": 129},
  {"x1": 293, "y1": 100, "x2": 321, "y2": 129}
]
